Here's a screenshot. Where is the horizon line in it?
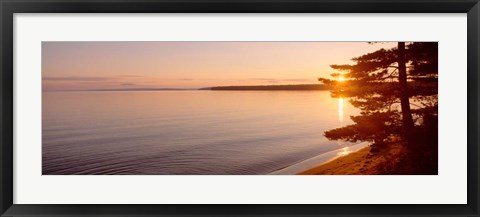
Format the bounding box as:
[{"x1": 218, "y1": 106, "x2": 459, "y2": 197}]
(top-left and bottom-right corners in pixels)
[{"x1": 43, "y1": 83, "x2": 328, "y2": 92}]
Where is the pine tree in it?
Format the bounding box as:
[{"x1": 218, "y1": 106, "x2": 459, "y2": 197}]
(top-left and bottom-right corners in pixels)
[{"x1": 319, "y1": 42, "x2": 438, "y2": 150}]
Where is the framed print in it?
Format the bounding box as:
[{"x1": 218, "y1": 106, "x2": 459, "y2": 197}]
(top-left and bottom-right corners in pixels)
[{"x1": 1, "y1": 0, "x2": 479, "y2": 216}]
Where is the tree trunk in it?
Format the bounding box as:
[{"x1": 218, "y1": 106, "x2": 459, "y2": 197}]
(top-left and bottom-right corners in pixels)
[{"x1": 397, "y1": 42, "x2": 415, "y2": 145}]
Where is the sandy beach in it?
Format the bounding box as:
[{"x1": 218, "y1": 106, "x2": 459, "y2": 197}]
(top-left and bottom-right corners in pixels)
[
  {"x1": 269, "y1": 142, "x2": 370, "y2": 175},
  {"x1": 299, "y1": 142, "x2": 404, "y2": 175}
]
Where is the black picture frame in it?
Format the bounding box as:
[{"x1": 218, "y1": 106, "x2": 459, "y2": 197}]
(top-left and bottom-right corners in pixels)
[{"x1": 1, "y1": 0, "x2": 479, "y2": 216}]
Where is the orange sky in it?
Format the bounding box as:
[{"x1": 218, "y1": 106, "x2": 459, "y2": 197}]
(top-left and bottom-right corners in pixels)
[{"x1": 42, "y1": 42, "x2": 395, "y2": 91}]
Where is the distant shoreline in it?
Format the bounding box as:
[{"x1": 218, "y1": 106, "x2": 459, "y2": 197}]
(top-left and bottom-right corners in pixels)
[{"x1": 202, "y1": 84, "x2": 332, "y2": 91}]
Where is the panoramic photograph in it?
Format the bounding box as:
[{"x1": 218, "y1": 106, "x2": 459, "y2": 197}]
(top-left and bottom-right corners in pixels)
[{"x1": 42, "y1": 41, "x2": 438, "y2": 175}]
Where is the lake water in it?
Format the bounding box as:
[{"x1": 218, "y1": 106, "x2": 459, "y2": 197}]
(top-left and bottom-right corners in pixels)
[{"x1": 42, "y1": 90, "x2": 358, "y2": 175}]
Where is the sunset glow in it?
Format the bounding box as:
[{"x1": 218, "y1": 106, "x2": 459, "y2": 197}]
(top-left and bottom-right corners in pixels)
[{"x1": 42, "y1": 42, "x2": 395, "y2": 91}]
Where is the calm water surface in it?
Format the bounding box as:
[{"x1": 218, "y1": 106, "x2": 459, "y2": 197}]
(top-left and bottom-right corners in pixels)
[{"x1": 42, "y1": 90, "x2": 358, "y2": 175}]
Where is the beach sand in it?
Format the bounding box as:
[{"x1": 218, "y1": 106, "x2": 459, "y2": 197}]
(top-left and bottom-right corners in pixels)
[{"x1": 299, "y1": 142, "x2": 403, "y2": 175}]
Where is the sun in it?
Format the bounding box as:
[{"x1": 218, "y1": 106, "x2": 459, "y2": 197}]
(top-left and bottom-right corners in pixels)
[{"x1": 338, "y1": 76, "x2": 345, "y2": 82}]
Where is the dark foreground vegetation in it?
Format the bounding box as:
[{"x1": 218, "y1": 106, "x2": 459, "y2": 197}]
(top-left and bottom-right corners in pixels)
[{"x1": 320, "y1": 42, "x2": 438, "y2": 175}]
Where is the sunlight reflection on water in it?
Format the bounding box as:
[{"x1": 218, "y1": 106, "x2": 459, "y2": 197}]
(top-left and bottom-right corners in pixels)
[
  {"x1": 43, "y1": 90, "x2": 359, "y2": 175},
  {"x1": 338, "y1": 97, "x2": 344, "y2": 123},
  {"x1": 337, "y1": 146, "x2": 351, "y2": 156}
]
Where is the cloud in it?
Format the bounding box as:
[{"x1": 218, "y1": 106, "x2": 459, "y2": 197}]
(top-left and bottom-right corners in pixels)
[
  {"x1": 43, "y1": 76, "x2": 111, "y2": 81},
  {"x1": 250, "y1": 78, "x2": 276, "y2": 81},
  {"x1": 249, "y1": 78, "x2": 313, "y2": 83},
  {"x1": 282, "y1": 78, "x2": 313, "y2": 82},
  {"x1": 249, "y1": 78, "x2": 279, "y2": 83},
  {"x1": 120, "y1": 83, "x2": 136, "y2": 86},
  {"x1": 178, "y1": 78, "x2": 194, "y2": 81},
  {"x1": 265, "y1": 80, "x2": 280, "y2": 84},
  {"x1": 119, "y1": 75, "x2": 144, "y2": 78}
]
